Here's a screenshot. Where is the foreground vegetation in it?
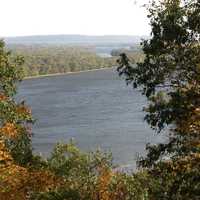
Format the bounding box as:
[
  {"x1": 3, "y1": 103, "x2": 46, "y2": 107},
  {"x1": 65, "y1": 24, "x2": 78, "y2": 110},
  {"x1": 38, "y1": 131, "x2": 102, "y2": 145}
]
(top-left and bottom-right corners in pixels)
[
  {"x1": 117, "y1": 0, "x2": 200, "y2": 199},
  {"x1": 0, "y1": 0, "x2": 200, "y2": 199}
]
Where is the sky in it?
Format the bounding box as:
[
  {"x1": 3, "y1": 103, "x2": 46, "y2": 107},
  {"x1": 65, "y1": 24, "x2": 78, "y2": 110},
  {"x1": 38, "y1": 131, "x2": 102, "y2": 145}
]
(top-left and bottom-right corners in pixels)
[{"x1": 0, "y1": 0, "x2": 150, "y2": 37}]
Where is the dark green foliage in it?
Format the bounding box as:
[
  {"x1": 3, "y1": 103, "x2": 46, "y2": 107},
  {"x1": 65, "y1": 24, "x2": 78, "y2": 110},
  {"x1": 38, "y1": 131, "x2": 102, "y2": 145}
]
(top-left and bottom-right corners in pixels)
[
  {"x1": 0, "y1": 40, "x2": 34, "y2": 166},
  {"x1": 117, "y1": 0, "x2": 200, "y2": 199},
  {"x1": 0, "y1": 40, "x2": 24, "y2": 96},
  {"x1": 47, "y1": 141, "x2": 113, "y2": 178},
  {"x1": 31, "y1": 189, "x2": 81, "y2": 200}
]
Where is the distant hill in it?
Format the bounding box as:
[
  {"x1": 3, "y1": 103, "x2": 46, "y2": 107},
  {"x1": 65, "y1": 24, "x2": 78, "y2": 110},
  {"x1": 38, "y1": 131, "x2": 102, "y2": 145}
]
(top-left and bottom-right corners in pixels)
[
  {"x1": 3, "y1": 34, "x2": 145, "y2": 45},
  {"x1": 2, "y1": 35, "x2": 145, "y2": 77}
]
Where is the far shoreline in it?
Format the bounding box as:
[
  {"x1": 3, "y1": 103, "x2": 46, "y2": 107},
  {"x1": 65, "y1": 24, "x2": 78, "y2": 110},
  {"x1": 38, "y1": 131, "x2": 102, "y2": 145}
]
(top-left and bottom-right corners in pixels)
[{"x1": 24, "y1": 67, "x2": 115, "y2": 80}]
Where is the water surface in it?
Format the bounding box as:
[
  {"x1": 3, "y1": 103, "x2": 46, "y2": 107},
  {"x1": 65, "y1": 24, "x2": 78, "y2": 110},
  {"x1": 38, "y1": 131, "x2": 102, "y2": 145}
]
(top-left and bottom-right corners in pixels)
[{"x1": 18, "y1": 68, "x2": 163, "y2": 168}]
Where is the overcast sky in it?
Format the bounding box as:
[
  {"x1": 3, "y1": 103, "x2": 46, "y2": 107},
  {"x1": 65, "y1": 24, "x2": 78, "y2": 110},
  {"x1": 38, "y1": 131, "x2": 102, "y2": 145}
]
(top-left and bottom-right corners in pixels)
[{"x1": 0, "y1": 0, "x2": 150, "y2": 37}]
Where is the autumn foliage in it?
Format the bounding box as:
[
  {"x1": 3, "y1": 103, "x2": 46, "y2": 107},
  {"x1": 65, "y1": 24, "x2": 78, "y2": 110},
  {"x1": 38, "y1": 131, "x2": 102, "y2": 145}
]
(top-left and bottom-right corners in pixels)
[
  {"x1": 1, "y1": 0, "x2": 200, "y2": 199},
  {"x1": 0, "y1": 40, "x2": 62, "y2": 199}
]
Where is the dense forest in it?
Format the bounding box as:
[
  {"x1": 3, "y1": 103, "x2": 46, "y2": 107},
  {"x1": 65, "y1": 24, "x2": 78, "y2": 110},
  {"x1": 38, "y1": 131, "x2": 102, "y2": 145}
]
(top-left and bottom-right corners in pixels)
[
  {"x1": 7, "y1": 44, "x2": 143, "y2": 77},
  {"x1": 8, "y1": 45, "x2": 115, "y2": 77}
]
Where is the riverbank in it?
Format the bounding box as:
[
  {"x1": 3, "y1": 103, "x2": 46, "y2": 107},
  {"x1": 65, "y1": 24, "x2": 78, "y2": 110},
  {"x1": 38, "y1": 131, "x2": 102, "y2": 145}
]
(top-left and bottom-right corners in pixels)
[{"x1": 24, "y1": 67, "x2": 115, "y2": 80}]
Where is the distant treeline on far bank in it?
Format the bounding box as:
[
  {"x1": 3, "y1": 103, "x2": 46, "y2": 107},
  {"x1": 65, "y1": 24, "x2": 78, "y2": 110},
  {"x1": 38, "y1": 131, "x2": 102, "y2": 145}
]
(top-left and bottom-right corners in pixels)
[{"x1": 7, "y1": 44, "x2": 144, "y2": 77}]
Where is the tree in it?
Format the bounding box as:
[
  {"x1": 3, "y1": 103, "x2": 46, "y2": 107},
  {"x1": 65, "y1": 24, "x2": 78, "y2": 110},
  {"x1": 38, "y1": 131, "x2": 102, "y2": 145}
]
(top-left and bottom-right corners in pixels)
[
  {"x1": 0, "y1": 40, "x2": 33, "y2": 166},
  {"x1": 0, "y1": 40, "x2": 62, "y2": 199},
  {"x1": 117, "y1": 0, "x2": 200, "y2": 199}
]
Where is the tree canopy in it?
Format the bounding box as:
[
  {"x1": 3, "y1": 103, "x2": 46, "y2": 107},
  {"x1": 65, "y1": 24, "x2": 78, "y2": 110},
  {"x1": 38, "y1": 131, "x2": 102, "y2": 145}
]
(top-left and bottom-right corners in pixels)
[{"x1": 117, "y1": 0, "x2": 200, "y2": 199}]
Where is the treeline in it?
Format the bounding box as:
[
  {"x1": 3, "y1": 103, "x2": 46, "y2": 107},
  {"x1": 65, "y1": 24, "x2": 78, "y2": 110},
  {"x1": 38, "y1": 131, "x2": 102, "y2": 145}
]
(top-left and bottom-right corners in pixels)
[
  {"x1": 8, "y1": 45, "x2": 116, "y2": 77},
  {"x1": 7, "y1": 44, "x2": 144, "y2": 77}
]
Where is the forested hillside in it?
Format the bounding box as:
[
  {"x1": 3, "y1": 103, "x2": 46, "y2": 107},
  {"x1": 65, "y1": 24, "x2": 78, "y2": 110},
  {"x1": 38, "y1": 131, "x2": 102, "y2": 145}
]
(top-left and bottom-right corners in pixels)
[
  {"x1": 8, "y1": 45, "x2": 115, "y2": 77},
  {"x1": 8, "y1": 45, "x2": 143, "y2": 77}
]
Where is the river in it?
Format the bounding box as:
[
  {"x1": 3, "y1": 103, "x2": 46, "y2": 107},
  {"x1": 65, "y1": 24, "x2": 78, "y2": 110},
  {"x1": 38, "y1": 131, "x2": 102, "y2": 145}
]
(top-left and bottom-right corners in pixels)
[{"x1": 18, "y1": 68, "x2": 163, "y2": 169}]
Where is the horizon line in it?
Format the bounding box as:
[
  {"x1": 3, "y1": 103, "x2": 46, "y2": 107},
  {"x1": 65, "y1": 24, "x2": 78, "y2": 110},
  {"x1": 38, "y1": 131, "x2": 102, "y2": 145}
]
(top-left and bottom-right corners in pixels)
[{"x1": 1, "y1": 33, "x2": 149, "y2": 38}]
